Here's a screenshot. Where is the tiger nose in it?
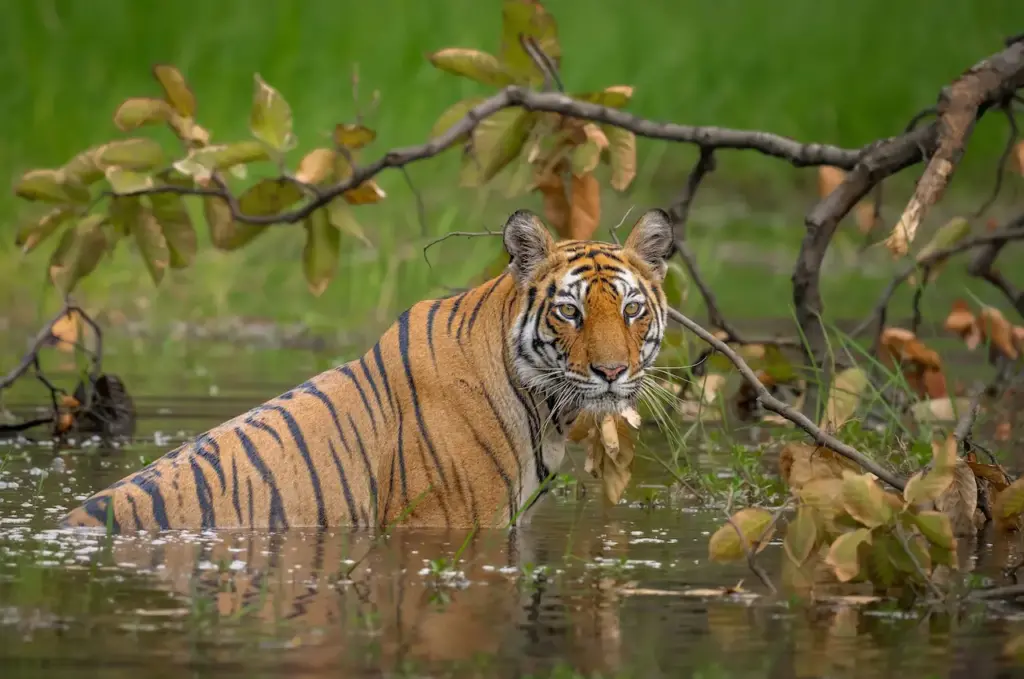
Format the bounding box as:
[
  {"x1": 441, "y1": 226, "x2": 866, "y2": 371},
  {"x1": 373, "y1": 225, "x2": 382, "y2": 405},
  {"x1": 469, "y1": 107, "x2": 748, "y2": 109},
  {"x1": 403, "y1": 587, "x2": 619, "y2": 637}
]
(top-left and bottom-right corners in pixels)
[{"x1": 591, "y1": 363, "x2": 627, "y2": 382}]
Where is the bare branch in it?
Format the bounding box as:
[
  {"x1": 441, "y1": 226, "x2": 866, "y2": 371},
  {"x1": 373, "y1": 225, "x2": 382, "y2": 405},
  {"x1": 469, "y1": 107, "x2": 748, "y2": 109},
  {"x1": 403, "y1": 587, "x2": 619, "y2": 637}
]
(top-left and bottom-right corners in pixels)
[{"x1": 973, "y1": 103, "x2": 1019, "y2": 218}]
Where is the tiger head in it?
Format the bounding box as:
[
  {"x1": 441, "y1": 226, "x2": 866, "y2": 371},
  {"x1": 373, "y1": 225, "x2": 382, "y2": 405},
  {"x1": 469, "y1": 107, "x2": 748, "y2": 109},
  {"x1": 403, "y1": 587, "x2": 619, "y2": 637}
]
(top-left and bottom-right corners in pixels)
[{"x1": 503, "y1": 208, "x2": 675, "y2": 416}]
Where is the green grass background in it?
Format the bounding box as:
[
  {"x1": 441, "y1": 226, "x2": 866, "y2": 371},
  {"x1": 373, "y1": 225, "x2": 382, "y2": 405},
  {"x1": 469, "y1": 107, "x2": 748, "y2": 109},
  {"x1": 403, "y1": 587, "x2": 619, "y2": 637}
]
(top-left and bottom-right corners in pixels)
[{"x1": 1, "y1": 0, "x2": 1022, "y2": 344}]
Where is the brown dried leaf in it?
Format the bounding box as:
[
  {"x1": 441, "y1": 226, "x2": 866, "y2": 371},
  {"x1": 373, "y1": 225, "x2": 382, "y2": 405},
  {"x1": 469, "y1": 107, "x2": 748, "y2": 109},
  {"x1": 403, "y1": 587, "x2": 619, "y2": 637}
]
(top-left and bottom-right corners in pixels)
[
  {"x1": 979, "y1": 305, "x2": 1019, "y2": 360},
  {"x1": 602, "y1": 125, "x2": 636, "y2": 191},
  {"x1": 534, "y1": 170, "x2": 570, "y2": 237},
  {"x1": 574, "y1": 410, "x2": 640, "y2": 505},
  {"x1": 568, "y1": 172, "x2": 600, "y2": 240},
  {"x1": 1013, "y1": 140, "x2": 1024, "y2": 175},
  {"x1": 778, "y1": 442, "x2": 860, "y2": 491},
  {"x1": 934, "y1": 460, "x2": 978, "y2": 536},
  {"x1": 333, "y1": 123, "x2": 377, "y2": 150},
  {"x1": 295, "y1": 148, "x2": 337, "y2": 186},
  {"x1": 966, "y1": 459, "x2": 1011, "y2": 493},
  {"x1": 817, "y1": 166, "x2": 846, "y2": 198},
  {"x1": 342, "y1": 179, "x2": 387, "y2": 205}
]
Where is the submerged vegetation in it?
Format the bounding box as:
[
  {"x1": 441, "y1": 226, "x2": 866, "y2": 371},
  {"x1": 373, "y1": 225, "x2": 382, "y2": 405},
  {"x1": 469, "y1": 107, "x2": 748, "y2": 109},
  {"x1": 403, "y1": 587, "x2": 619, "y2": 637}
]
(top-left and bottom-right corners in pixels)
[{"x1": 3, "y1": 0, "x2": 1024, "y2": 676}]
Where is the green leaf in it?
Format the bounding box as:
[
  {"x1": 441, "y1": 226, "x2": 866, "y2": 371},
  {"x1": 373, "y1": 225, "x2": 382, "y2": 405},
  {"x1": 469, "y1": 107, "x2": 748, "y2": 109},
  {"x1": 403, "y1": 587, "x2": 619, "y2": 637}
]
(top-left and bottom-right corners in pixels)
[
  {"x1": 428, "y1": 48, "x2": 515, "y2": 87},
  {"x1": 302, "y1": 208, "x2": 340, "y2": 296},
  {"x1": 333, "y1": 123, "x2": 377, "y2": 151},
  {"x1": 149, "y1": 192, "x2": 196, "y2": 269},
  {"x1": 328, "y1": 200, "x2": 374, "y2": 249},
  {"x1": 783, "y1": 506, "x2": 820, "y2": 567},
  {"x1": 203, "y1": 196, "x2": 266, "y2": 251},
  {"x1": 237, "y1": 178, "x2": 304, "y2": 217},
  {"x1": 114, "y1": 97, "x2": 175, "y2": 131},
  {"x1": 153, "y1": 64, "x2": 196, "y2": 117},
  {"x1": 14, "y1": 169, "x2": 90, "y2": 204},
  {"x1": 662, "y1": 260, "x2": 689, "y2": 310},
  {"x1": 824, "y1": 527, "x2": 871, "y2": 582},
  {"x1": 188, "y1": 141, "x2": 270, "y2": 172},
  {"x1": 249, "y1": 73, "x2": 295, "y2": 153},
  {"x1": 132, "y1": 207, "x2": 170, "y2": 285},
  {"x1": 570, "y1": 139, "x2": 601, "y2": 177},
  {"x1": 15, "y1": 206, "x2": 77, "y2": 254},
  {"x1": 915, "y1": 216, "x2": 971, "y2": 283},
  {"x1": 841, "y1": 473, "x2": 894, "y2": 529},
  {"x1": 572, "y1": 86, "x2": 634, "y2": 109},
  {"x1": 499, "y1": 0, "x2": 560, "y2": 86},
  {"x1": 994, "y1": 478, "x2": 1024, "y2": 523},
  {"x1": 602, "y1": 125, "x2": 636, "y2": 192},
  {"x1": 108, "y1": 195, "x2": 143, "y2": 237},
  {"x1": 48, "y1": 214, "x2": 109, "y2": 294},
  {"x1": 866, "y1": 530, "x2": 901, "y2": 588},
  {"x1": 62, "y1": 148, "x2": 105, "y2": 186},
  {"x1": 97, "y1": 139, "x2": 166, "y2": 171},
  {"x1": 430, "y1": 97, "x2": 485, "y2": 142},
  {"x1": 461, "y1": 108, "x2": 536, "y2": 187},
  {"x1": 708, "y1": 507, "x2": 775, "y2": 563},
  {"x1": 909, "y1": 510, "x2": 955, "y2": 551},
  {"x1": 105, "y1": 167, "x2": 155, "y2": 195}
]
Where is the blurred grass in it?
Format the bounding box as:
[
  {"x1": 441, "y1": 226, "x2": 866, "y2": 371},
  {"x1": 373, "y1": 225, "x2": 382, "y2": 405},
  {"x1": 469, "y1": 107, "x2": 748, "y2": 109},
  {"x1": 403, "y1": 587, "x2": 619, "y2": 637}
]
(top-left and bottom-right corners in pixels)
[{"x1": 1, "y1": 0, "x2": 1022, "y2": 339}]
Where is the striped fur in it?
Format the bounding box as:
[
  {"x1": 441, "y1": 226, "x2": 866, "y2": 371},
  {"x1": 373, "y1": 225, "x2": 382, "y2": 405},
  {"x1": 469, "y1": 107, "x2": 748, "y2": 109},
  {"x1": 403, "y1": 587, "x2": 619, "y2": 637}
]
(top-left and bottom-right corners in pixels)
[{"x1": 59, "y1": 208, "x2": 675, "y2": 533}]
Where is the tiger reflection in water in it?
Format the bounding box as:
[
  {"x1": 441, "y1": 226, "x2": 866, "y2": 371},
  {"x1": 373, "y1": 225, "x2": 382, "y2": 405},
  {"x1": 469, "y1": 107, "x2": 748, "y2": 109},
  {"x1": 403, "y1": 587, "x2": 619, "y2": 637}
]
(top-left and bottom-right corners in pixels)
[{"x1": 108, "y1": 512, "x2": 631, "y2": 677}]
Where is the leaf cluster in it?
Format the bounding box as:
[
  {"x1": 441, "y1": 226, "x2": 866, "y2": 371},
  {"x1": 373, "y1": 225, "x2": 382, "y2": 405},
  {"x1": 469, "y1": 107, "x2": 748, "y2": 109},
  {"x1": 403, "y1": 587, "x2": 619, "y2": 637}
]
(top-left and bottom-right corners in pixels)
[
  {"x1": 13, "y1": 66, "x2": 385, "y2": 296},
  {"x1": 427, "y1": 0, "x2": 637, "y2": 242}
]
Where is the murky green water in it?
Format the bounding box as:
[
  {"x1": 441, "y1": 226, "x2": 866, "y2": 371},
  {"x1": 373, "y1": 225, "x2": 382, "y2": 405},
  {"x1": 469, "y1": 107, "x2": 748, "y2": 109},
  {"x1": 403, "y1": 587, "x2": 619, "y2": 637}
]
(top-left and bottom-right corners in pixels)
[{"x1": 3, "y1": 363, "x2": 1024, "y2": 678}]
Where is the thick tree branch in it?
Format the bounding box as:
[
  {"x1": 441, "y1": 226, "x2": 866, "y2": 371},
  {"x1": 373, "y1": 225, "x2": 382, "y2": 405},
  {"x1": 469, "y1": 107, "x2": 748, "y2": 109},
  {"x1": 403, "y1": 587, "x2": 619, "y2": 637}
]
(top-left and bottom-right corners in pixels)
[{"x1": 793, "y1": 40, "x2": 1024, "y2": 419}]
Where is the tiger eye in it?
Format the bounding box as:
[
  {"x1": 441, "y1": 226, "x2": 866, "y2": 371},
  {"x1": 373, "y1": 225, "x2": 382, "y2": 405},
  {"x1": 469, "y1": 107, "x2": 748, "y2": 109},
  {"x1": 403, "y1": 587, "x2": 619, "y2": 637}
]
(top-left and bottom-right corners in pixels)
[
  {"x1": 623, "y1": 301, "x2": 642, "y2": 317},
  {"x1": 557, "y1": 304, "x2": 579, "y2": 320}
]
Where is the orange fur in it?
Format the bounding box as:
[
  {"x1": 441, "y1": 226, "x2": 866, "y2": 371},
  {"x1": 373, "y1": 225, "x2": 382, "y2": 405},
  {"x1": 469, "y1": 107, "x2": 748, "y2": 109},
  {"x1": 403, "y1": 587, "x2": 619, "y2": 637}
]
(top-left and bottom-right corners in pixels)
[{"x1": 60, "y1": 209, "x2": 675, "y2": 533}]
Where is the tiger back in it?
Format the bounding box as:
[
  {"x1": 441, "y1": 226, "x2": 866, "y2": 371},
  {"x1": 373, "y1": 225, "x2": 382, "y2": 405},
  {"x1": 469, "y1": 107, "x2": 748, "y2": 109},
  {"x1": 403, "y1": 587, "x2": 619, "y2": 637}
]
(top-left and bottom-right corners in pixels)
[{"x1": 59, "y1": 208, "x2": 675, "y2": 533}]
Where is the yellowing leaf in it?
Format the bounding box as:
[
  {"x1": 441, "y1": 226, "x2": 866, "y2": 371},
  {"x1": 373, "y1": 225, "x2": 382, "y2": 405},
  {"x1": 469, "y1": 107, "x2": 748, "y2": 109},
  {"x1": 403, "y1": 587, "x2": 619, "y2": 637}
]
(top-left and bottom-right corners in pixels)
[
  {"x1": 296, "y1": 148, "x2": 337, "y2": 186},
  {"x1": 572, "y1": 86, "x2": 634, "y2": 109},
  {"x1": 602, "y1": 125, "x2": 636, "y2": 191},
  {"x1": 910, "y1": 511, "x2": 955, "y2": 552},
  {"x1": 824, "y1": 528, "x2": 871, "y2": 582},
  {"x1": 571, "y1": 412, "x2": 638, "y2": 505},
  {"x1": 820, "y1": 366, "x2": 869, "y2": 431},
  {"x1": 342, "y1": 179, "x2": 387, "y2": 205},
  {"x1": 302, "y1": 208, "x2": 340, "y2": 296},
  {"x1": 188, "y1": 142, "x2": 270, "y2": 172},
  {"x1": 97, "y1": 139, "x2": 166, "y2": 171},
  {"x1": 568, "y1": 172, "x2": 600, "y2": 240},
  {"x1": 430, "y1": 97, "x2": 484, "y2": 142},
  {"x1": 149, "y1": 192, "x2": 196, "y2": 269},
  {"x1": 333, "y1": 123, "x2": 377, "y2": 150},
  {"x1": 570, "y1": 139, "x2": 601, "y2": 177},
  {"x1": 113, "y1": 97, "x2": 175, "y2": 131},
  {"x1": 840, "y1": 472, "x2": 894, "y2": 529},
  {"x1": 62, "y1": 148, "x2": 106, "y2": 186},
  {"x1": 249, "y1": 73, "x2": 295, "y2": 153},
  {"x1": 784, "y1": 506, "x2": 819, "y2": 567},
  {"x1": 993, "y1": 478, "x2": 1024, "y2": 530},
  {"x1": 778, "y1": 443, "x2": 859, "y2": 490},
  {"x1": 104, "y1": 167, "x2": 154, "y2": 195},
  {"x1": 14, "y1": 169, "x2": 90, "y2": 204},
  {"x1": 708, "y1": 507, "x2": 775, "y2": 563},
  {"x1": 48, "y1": 215, "x2": 109, "y2": 294},
  {"x1": 327, "y1": 201, "x2": 374, "y2": 249},
  {"x1": 914, "y1": 216, "x2": 971, "y2": 284},
  {"x1": 108, "y1": 195, "x2": 143, "y2": 237},
  {"x1": 499, "y1": 0, "x2": 561, "y2": 86},
  {"x1": 153, "y1": 64, "x2": 196, "y2": 117},
  {"x1": 428, "y1": 48, "x2": 514, "y2": 87},
  {"x1": 132, "y1": 207, "x2": 169, "y2": 285},
  {"x1": 16, "y1": 206, "x2": 77, "y2": 254},
  {"x1": 203, "y1": 196, "x2": 266, "y2": 252},
  {"x1": 237, "y1": 178, "x2": 304, "y2": 217},
  {"x1": 462, "y1": 108, "x2": 536, "y2": 186}
]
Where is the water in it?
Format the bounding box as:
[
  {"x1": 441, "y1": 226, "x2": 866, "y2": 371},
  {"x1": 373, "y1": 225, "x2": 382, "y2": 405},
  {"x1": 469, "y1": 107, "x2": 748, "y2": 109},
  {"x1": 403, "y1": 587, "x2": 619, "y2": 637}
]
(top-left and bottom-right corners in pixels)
[{"x1": 3, "y1": 366, "x2": 1024, "y2": 678}]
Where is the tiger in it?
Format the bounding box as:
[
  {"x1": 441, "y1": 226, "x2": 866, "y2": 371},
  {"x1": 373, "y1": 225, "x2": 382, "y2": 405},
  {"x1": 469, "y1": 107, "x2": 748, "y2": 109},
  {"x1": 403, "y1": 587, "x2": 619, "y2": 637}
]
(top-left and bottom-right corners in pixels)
[{"x1": 59, "y1": 207, "x2": 675, "y2": 533}]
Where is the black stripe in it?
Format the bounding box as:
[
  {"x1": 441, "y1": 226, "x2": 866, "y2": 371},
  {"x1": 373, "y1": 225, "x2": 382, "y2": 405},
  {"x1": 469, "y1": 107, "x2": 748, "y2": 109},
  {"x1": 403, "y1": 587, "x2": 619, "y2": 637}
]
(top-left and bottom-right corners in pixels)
[
  {"x1": 82, "y1": 496, "x2": 120, "y2": 533},
  {"x1": 447, "y1": 292, "x2": 467, "y2": 334},
  {"x1": 265, "y1": 405, "x2": 328, "y2": 528},
  {"x1": 396, "y1": 311, "x2": 449, "y2": 488},
  {"x1": 459, "y1": 410, "x2": 516, "y2": 525},
  {"x1": 233, "y1": 426, "x2": 288, "y2": 530},
  {"x1": 346, "y1": 413, "x2": 378, "y2": 520},
  {"x1": 190, "y1": 457, "x2": 216, "y2": 528},
  {"x1": 359, "y1": 356, "x2": 386, "y2": 416},
  {"x1": 467, "y1": 275, "x2": 504, "y2": 336},
  {"x1": 426, "y1": 298, "x2": 443, "y2": 365},
  {"x1": 231, "y1": 456, "x2": 243, "y2": 525},
  {"x1": 338, "y1": 365, "x2": 378, "y2": 435},
  {"x1": 395, "y1": 400, "x2": 409, "y2": 502},
  {"x1": 194, "y1": 434, "x2": 225, "y2": 493},
  {"x1": 126, "y1": 495, "x2": 143, "y2": 531},
  {"x1": 131, "y1": 476, "x2": 171, "y2": 530},
  {"x1": 328, "y1": 439, "x2": 359, "y2": 525},
  {"x1": 372, "y1": 341, "x2": 396, "y2": 414}
]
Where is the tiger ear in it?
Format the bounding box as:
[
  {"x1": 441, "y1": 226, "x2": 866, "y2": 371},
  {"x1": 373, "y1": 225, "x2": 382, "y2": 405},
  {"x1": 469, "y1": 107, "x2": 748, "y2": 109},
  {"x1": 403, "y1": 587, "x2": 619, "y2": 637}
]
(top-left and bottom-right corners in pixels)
[
  {"x1": 623, "y1": 208, "x2": 675, "y2": 280},
  {"x1": 503, "y1": 209, "x2": 555, "y2": 284}
]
